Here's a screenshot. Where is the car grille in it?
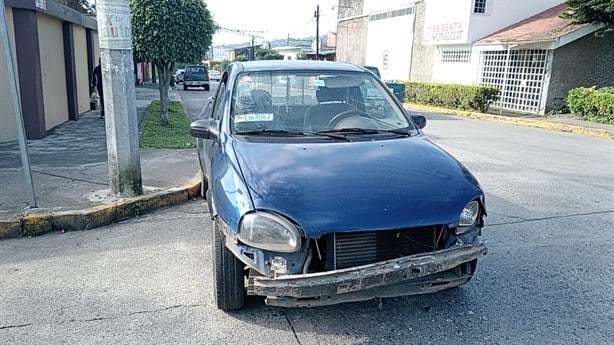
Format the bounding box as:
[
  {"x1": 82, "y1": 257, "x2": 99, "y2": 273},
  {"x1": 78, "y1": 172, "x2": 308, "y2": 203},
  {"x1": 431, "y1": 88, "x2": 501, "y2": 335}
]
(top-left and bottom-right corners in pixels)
[{"x1": 326, "y1": 226, "x2": 445, "y2": 270}]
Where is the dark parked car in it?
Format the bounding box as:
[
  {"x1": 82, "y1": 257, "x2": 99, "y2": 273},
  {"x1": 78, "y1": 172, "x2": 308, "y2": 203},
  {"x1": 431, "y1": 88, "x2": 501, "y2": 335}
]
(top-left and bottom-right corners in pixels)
[
  {"x1": 190, "y1": 60, "x2": 487, "y2": 310},
  {"x1": 183, "y1": 65, "x2": 210, "y2": 91}
]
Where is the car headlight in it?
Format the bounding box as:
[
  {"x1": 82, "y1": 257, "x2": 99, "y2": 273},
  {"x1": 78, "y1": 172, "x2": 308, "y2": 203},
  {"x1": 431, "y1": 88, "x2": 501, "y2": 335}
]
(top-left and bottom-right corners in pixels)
[
  {"x1": 238, "y1": 212, "x2": 302, "y2": 253},
  {"x1": 459, "y1": 200, "x2": 480, "y2": 227}
]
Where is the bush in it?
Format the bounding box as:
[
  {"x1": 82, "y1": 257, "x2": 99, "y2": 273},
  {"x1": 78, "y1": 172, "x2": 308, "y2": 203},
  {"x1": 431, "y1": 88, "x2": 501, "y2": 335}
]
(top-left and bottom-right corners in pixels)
[
  {"x1": 567, "y1": 86, "x2": 614, "y2": 124},
  {"x1": 404, "y1": 81, "x2": 499, "y2": 113}
]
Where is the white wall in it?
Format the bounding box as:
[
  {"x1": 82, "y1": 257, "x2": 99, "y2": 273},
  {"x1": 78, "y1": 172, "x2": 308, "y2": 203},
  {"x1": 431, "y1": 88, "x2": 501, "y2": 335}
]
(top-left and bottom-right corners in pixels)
[
  {"x1": 423, "y1": 0, "x2": 565, "y2": 44},
  {"x1": 422, "y1": 0, "x2": 472, "y2": 45},
  {"x1": 431, "y1": 45, "x2": 480, "y2": 84},
  {"x1": 365, "y1": 8, "x2": 415, "y2": 80},
  {"x1": 364, "y1": 0, "x2": 417, "y2": 14},
  {"x1": 273, "y1": 46, "x2": 301, "y2": 60}
]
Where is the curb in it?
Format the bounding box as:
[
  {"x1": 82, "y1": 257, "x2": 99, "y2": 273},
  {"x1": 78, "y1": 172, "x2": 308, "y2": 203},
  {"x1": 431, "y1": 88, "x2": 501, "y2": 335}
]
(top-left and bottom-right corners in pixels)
[
  {"x1": 0, "y1": 176, "x2": 202, "y2": 240},
  {"x1": 405, "y1": 103, "x2": 614, "y2": 139}
]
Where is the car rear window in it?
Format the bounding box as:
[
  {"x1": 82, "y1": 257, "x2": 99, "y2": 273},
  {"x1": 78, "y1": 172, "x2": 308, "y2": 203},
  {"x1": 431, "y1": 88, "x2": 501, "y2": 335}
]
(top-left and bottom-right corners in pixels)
[{"x1": 186, "y1": 66, "x2": 206, "y2": 74}]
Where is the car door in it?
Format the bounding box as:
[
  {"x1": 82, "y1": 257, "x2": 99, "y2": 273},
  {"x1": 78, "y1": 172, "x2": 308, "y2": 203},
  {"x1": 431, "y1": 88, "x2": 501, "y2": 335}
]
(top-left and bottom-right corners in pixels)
[{"x1": 200, "y1": 72, "x2": 227, "y2": 183}]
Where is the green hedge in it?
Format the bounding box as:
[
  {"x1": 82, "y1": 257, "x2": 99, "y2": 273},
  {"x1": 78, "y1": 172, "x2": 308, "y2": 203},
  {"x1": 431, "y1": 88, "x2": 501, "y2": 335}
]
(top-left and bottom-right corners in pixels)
[
  {"x1": 404, "y1": 81, "x2": 499, "y2": 113},
  {"x1": 567, "y1": 86, "x2": 614, "y2": 124}
]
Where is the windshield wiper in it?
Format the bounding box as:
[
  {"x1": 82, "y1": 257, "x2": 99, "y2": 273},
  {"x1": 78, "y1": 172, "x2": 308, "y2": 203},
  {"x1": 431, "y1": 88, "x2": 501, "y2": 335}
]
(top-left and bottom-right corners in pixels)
[
  {"x1": 384, "y1": 128, "x2": 414, "y2": 136},
  {"x1": 235, "y1": 129, "x2": 307, "y2": 136},
  {"x1": 316, "y1": 128, "x2": 382, "y2": 134},
  {"x1": 315, "y1": 127, "x2": 413, "y2": 137}
]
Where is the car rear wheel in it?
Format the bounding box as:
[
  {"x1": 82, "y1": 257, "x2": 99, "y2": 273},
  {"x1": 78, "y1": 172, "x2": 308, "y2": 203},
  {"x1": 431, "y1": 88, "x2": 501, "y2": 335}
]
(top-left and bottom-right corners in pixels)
[
  {"x1": 183, "y1": 85, "x2": 188, "y2": 91},
  {"x1": 204, "y1": 84, "x2": 210, "y2": 91},
  {"x1": 212, "y1": 217, "x2": 245, "y2": 311}
]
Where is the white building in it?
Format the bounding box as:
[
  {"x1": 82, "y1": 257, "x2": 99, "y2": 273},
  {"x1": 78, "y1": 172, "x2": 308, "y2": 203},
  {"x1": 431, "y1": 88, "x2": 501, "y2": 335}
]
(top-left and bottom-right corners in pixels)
[{"x1": 336, "y1": 0, "x2": 614, "y2": 114}]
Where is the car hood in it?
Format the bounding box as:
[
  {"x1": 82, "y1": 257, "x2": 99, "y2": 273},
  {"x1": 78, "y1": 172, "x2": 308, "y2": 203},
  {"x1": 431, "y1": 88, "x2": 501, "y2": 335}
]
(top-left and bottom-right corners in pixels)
[{"x1": 233, "y1": 136, "x2": 482, "y2": 238}]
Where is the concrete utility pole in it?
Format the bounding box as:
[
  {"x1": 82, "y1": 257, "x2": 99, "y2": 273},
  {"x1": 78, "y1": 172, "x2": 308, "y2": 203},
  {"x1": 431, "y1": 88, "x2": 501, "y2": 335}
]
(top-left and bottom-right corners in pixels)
[{"x1": 96, "y1": 0, "x2": 143, "y2": 196}]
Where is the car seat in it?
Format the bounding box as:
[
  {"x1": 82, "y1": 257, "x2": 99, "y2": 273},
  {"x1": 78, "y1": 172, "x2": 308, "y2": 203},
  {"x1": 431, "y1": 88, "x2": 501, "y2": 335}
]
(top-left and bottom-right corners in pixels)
[{"x1": 304, "y1": 87, "x2": 354, "y2": 131}]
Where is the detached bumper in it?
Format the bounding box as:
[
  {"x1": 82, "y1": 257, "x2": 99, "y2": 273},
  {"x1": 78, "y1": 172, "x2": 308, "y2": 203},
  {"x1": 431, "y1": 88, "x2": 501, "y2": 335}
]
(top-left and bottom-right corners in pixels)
[{"x1": 248, "y1": 242, "x2": 487, "y2": 307}]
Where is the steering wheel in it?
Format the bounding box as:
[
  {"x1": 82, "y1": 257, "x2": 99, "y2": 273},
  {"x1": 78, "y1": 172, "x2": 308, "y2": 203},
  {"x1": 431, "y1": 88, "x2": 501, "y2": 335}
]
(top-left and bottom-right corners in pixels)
[{"x1": 327, "y1": 109, "x2": 373, "y2": 128}]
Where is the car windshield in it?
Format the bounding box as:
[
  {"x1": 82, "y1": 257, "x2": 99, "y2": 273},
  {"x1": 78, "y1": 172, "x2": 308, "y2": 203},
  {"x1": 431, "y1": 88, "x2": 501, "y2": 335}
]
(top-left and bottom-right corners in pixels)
[{"x1": 230, "y1": 71, "x2": 412, "y2": 135}]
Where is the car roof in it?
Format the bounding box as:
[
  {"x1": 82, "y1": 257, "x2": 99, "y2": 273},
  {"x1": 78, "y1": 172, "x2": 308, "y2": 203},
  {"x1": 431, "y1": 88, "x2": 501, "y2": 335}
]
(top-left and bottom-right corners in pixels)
[{"x1": 230, "y1": 60, "x2": 365, "y2": 73}]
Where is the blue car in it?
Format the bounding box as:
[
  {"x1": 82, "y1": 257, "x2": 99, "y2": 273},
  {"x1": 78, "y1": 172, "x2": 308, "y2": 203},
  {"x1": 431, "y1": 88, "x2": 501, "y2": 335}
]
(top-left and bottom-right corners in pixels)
[{"x1": 190, "y1": 60, "x2": 487, "y2": 310}]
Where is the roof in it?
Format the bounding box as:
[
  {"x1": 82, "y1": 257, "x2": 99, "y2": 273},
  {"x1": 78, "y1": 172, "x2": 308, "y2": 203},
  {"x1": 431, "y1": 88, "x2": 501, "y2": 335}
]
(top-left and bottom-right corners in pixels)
[
  {"x1": 476, "y1": 4, "x2": 590, "y2": 45},
  {"x1": 231, "y1": 60, "x2": 363, "y2": 73}
]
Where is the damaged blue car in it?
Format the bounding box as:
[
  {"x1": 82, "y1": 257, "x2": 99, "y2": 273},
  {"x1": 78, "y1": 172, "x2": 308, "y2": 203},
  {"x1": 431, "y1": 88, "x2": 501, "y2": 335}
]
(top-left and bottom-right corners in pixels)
[{"x1": 190, "y1": 60, "x2": 487, "y2": 310}]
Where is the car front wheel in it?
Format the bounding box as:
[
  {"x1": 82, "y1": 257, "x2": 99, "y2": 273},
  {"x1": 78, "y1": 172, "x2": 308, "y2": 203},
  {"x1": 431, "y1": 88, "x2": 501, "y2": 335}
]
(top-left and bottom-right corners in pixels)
[{"x1": 212, "y1": 217, "x2": 246, "y2": 310}]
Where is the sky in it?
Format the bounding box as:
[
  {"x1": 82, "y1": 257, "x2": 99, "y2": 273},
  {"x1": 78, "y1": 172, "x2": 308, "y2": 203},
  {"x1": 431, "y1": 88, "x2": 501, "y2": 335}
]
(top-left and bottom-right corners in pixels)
[{"x1": 204, "y1": 0, "x2": 339, "y2": 45}]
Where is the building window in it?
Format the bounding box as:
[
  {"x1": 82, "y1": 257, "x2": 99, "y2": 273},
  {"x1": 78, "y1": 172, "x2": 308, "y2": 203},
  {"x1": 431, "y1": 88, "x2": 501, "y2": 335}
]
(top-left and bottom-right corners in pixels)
[
  {"x1": 473, "y1": 0, "x2": 487, "y2": 14},
  {"x1": 440, "y1": 50, "x2": 471, "y2": 63}
]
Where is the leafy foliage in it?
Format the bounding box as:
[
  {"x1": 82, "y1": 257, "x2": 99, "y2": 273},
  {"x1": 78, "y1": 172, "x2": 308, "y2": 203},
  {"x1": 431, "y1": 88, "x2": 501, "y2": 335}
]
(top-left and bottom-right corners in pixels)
[
  {"x1": 255, "y1": 49, "x2": 284, "y2": 60},
  {"x1": 560, "y1": 0, "x2": 614, "y2": 36},
  {"x1": 130, "y1": 0, "x2": 215, "y2": 125},
  {"x1": 57, "y1": 0, "x2": 94, "y2": 14},
  {"x1": 404, "y1": 82, "x2": 500, "y2": 113},
  {"x1": 567, "y1": 86, "x2": 614, "y2": 124}
]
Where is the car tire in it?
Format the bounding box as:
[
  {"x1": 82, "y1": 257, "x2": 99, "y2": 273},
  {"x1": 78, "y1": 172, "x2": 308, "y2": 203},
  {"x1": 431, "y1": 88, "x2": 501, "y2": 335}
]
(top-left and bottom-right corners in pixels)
[
  {"x1": 183, "y1": 85, "x2": 188, "y2": 91},
  {"x1": 213, "y1": 217, "x2": 245, "y2": 311},
  {"x1": 204, "y1": 84, "x2": 210, "y2": 91}
]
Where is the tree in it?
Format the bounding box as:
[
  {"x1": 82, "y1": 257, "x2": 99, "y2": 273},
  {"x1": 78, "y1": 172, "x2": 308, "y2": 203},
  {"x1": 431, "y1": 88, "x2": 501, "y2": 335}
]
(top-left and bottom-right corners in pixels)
[
  {"x1": 255, "y1": 49, "x2": 284, "y2": 60},
  {"x1": 561, "y1": 0, "x2": 614, "y2": 36},
  {"x1": 57, "y1": 0, "x2": 94, "y2": 14},
  {"x1": 130, "y1": 0, "x2": 215, "y2": 125}
]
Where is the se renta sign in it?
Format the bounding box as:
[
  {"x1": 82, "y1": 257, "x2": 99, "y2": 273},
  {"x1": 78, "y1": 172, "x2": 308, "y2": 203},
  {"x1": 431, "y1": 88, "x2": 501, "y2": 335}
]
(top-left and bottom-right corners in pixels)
[{"x1": 96, "y1": 0, "x2": 132, "y2": 50}]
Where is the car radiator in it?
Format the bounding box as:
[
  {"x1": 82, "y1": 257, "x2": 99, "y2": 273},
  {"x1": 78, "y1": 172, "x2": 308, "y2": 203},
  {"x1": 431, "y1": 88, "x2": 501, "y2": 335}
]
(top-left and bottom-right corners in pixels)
[{"x1": 325, "y1": 226, "x2": 445, "y2": 270}]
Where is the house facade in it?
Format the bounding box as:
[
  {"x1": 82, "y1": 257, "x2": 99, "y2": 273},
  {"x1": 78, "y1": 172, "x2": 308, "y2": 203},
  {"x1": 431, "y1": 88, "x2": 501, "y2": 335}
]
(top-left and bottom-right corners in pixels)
[
  {"x1": 0, "y1": 0, "x2": 99, "y2": 143},
  {"x1": 335, "y1": 0, "x2": 614, "y2": 115}
]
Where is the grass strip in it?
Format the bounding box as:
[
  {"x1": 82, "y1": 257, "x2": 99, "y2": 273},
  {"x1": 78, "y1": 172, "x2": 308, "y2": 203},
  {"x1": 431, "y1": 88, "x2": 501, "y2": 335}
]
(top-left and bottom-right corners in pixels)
[{"x1": 140, "y1": 100, "x2": 196, "y2": 148}]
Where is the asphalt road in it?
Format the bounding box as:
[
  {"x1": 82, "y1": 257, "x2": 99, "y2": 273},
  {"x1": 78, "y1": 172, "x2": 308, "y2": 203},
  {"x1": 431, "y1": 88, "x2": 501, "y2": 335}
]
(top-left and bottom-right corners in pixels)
[
  {"x1": 1, "y1": 99, "x2": 612, "y2": 344},
  {"x1": 178, "y1": 82, "x2": 218, "y2": 121}
]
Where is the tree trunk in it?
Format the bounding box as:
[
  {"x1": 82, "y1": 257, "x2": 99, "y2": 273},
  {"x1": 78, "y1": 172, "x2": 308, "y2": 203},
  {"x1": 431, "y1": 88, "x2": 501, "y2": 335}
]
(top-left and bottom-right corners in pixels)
[{"x1": 156, "y1": 61, "x2": 174, "y2": 126}]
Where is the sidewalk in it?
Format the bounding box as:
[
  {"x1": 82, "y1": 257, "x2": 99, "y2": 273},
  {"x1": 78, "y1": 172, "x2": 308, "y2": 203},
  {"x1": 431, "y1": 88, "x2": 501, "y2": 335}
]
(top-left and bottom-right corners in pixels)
[
  {"x1": 0, "y1": 85, "x2": 201, "y2": 239},
  {"x1": 405, "y1": 103, "x2": 614, "y2": 139}
]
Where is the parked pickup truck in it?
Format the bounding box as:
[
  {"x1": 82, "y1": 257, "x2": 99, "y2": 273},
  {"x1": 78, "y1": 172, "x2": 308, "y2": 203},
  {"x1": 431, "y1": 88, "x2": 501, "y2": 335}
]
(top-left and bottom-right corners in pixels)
[{"x1": 183, "y1": 65, "x2": 210, "y2": 91}]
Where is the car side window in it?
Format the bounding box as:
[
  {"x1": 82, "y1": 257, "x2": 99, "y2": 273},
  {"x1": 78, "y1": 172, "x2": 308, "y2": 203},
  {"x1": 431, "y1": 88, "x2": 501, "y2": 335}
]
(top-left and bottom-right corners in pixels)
[{"x1": 212, "y1": 75, "x2": 227, "y2": 121}]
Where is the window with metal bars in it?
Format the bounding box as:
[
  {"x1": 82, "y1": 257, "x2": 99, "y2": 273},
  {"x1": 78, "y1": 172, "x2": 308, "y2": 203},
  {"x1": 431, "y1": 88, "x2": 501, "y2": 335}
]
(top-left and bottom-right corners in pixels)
[
  {"x1": 440, "y1": 50, "x2": 472, "y2": 63},
  {"x1": 479, "y1": 49, "x2": 549, "y2": 113},
  {"x1": 473, "y1": 0, "x2": 487, "y2": 14}
]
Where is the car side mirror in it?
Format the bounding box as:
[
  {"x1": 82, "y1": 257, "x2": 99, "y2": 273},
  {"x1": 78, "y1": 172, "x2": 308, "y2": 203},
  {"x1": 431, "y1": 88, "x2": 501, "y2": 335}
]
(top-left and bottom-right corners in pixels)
[
  {"x1": 411, "y1": 114, "x2": 426, "y2": 129},
  {"x1": 190, "y1": 119, "x2": 219, "y2": 140}
]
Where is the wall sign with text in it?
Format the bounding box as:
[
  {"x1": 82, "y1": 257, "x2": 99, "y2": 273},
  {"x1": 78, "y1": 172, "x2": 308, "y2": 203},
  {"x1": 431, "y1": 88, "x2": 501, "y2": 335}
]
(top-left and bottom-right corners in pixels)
[{"x1": 96, "y1": 0, "x2": 133, "y2": 50}]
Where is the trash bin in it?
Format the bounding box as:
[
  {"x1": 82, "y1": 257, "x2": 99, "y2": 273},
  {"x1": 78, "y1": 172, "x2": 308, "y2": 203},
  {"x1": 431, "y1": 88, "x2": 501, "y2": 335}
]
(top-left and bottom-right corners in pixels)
[{"x1": 385, "y1": 82, "x2": 405, "y2": 102}]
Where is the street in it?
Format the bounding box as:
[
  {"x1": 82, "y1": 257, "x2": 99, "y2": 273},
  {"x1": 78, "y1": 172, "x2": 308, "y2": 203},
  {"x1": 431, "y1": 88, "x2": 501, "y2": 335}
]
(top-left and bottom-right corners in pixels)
[{"x1": 1, "y1": 94, "x2": 612, "y2": 345}]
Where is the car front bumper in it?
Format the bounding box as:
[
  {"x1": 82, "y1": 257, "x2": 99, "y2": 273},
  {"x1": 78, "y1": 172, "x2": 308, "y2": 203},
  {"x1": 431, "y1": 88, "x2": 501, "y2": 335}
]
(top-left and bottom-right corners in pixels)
[{"x1": 247, "y1": 242, "x2": 487, "y2": 307}]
